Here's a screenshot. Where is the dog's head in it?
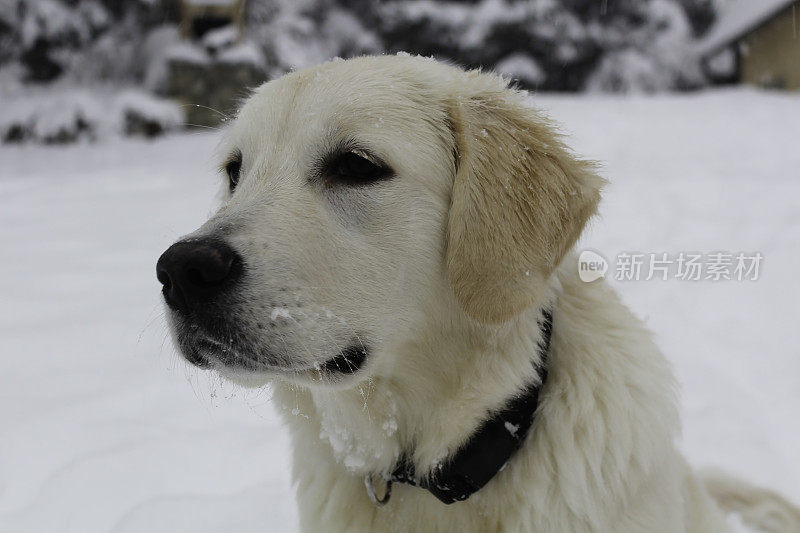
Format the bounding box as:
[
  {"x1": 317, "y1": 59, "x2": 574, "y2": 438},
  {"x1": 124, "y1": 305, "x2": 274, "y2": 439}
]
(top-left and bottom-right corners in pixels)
[{"x1": 157, "y1": 55, "x2": 602, "y2": 387}]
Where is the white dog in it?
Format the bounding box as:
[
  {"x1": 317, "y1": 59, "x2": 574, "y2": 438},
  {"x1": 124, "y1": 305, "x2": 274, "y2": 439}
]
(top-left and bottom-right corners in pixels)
[{"x1": 157, "y1": 55, "x2": 800, "y2": 532}]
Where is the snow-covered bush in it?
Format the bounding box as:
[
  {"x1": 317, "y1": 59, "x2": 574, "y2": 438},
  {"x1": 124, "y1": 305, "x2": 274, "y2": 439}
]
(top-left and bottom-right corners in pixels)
[
  {"x1": 0, "y1": 88, "x2": 99, "y2": 143},
  {"x1": 0, "y1": 0, "x2": 172, "y2": 84},
  {"x1": 246, "y1": 0, "x2": 380, "y2": 74},
  {"x1": 9, "y1": 0, "x2": 115, "y2": 81},
  {"x1": 64, "y1": 14, "x2": 143, "y2": 84},
  {"x1": 585, "y1": 0, "x2": 705, "y2": 92},
  {"x1": 141, "y1": 25, "x2": 184, "y2": 93},
  {"x1": 202, "y1": 25, "x2": 239, "y2": 56},
  {"x1": 585, "y1": 49, "x2": 669, "y2": 93},
  {"x1": 0, "y1": 0, "x2": 717, "y2": 93},
  {"x1": 0, "y1": 88, "x2": 184, "y2": 144},
  {"x1": 495, "y1": 53, "x2": 546, "y2": 88},
  {"x1": 364, "y1": 0, "x2": 710, "y2": 91},
  {"x1": 115, "y1": 89, "x2": 184, "y2": 138},
  {"x1": 218, "y1": 41, "x2": 266, "y2": 68}
]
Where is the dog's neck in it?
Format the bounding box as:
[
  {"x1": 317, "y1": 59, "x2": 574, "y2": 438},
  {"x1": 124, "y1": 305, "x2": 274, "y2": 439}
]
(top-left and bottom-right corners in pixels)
[
  {"x1": 273, "y1": 288, "x2": 559, "y2": 486},
  {"x1": 386, "y1": 308, "x2": 552, "y2": 504}
]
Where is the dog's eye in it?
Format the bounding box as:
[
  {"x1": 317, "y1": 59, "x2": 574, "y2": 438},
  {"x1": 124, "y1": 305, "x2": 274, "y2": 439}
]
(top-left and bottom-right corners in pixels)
[
  {"x1": 225, "y1": 152, "x2": 242, "y2": 192},
  {"x1": 327, "y1": 150, "x2": 392, "y2": 186}
]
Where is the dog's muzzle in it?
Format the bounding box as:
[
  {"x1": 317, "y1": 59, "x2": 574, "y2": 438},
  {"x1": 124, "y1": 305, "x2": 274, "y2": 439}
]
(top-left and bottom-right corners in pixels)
[{"x1": 157, "y1": 237, "x2": 245, "y2": 367}]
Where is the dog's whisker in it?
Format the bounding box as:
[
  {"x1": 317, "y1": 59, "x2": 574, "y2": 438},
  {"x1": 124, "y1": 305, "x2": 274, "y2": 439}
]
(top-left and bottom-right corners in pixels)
[
  {"x1": 158, "y1": 328, "x2": 171, "y2": 356},
  {"x1": 284, "y1": 313, "x2": 321, "y2": 367},
  {"x1": 137, "y1": 308, "x2": 166, "y2": 346},
  {"x1": 182, "y1": 122, "x2": 222, "y2": 131},
  {"x1": 181, "y1": 103, "x2": 231, "y2": 120}
]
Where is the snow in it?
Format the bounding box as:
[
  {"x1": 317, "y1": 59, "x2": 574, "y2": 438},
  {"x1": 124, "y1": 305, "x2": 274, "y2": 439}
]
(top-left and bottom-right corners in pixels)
[
  {"x1": 0, "y1": 87, "x2": 183, "y2": 143},
  {"x1": 202, "y1": 25, "x2": 239, "y2": 53},
  {"x1": 138, "y1": 25, "x2": 183, "y2": 92},
  {"x1": 114, "y1": 89, "x2": 184, "y2": 127},
  {"x1": 1, "y1": 89, "x2": 799, "y2": 531},
  {"x1": 587, "y1": 0, "x2": 701, "y2": 93},
  {"x1": 183, "y1": 0, "x2": 239, "y2": 6},
  {"x1": 706, "y1": 47, "x2": 737, "y2": 78},
  {"x1": 19, "y1": 0, "x2": 85, "y2": 48},
  {"x1": 319, "y1": 412, "x2": 371, "y2": 472},
  {"x1": 270, "y1": 307, "x2": 292, "y2": 321},
  {"x1": 495, "y1": 53, "x2": 546, "y2": 86},
  {"x1": 696, "y1": 0, "x2": 796, "y2": 57},
  {"x1": 323, "y1": 8, "x2": 381, "y2": 56},
  {"x1": 384, "y1": 0, "x2": 559, "y2": 50},
  {"x1": 218, "y1": 42, "x2": 264, "y2": 67},
  {"x1": 585, "y1": 49, "x2": 670, "y2": 93},
  {"x1": 163, "y1": 41, "x2": 210, "y2": 66}
]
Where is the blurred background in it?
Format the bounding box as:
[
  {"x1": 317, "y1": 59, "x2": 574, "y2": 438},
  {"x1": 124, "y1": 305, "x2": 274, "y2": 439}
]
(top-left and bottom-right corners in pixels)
[
  {"x1": 1, "y1": 1, "x2": 798, "y2": 532},
  {"x1": 1, "y1": 0, "x2": 797, "y2": 136}
]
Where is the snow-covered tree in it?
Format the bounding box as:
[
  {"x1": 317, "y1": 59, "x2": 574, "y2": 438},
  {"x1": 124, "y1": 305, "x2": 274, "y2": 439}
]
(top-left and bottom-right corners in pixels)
[
  {"x1": 0, "y1": 0, "x2": 716, "y2": 93},
  {"x1": 364, "y1": 0, "x2": 712, "y2": 91}
]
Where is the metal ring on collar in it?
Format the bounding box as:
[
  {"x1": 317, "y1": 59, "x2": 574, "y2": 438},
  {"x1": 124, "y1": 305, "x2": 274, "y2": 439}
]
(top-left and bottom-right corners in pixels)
[{"x1": 364, "y1": 474, "x2": 392, "y2": 506}]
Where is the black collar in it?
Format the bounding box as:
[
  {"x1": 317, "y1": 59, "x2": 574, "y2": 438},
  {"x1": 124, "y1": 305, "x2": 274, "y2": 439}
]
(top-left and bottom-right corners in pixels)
[{"x1": 366, "y1": 309, "x2": 553, "y2": 506}]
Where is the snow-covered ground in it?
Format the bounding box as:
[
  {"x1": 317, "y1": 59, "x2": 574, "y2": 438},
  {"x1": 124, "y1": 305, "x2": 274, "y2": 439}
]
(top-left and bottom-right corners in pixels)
[{"x1": 1, "y1": 89, "x2": 798, "y2": 532}]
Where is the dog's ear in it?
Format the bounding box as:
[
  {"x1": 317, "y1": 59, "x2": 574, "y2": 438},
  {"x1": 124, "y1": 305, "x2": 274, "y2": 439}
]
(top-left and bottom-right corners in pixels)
[{"x1": 446, "y1": 74, "x2": 603, "y2": 323}]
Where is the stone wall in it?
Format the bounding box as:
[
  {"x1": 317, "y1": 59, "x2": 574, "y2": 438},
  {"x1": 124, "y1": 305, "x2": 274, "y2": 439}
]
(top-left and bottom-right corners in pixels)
[{"x1": 163, "y1": 43, "x2": 266, "y2": 127}]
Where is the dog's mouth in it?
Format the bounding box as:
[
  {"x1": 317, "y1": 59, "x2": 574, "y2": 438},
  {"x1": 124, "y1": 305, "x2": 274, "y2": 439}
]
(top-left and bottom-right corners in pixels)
[
  {"x1": 182, "y1": 333, "x2": 259, "y2": 371},
  {"x1": 177, "y1": 326, "x2": 370, "y2": 379},
  {"x1": 320, "y1": 344, "x2": 369, "y2": 375}
]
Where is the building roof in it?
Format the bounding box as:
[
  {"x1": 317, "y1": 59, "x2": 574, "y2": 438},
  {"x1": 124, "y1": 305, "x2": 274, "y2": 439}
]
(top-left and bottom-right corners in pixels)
[{"x1": 697, "y1": 0, "x2": 797, "y2": 57}]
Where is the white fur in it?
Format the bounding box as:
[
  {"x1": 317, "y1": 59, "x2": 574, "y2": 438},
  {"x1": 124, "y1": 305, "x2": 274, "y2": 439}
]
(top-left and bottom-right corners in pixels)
[{"x1": 165, "y1": 55, "x2": 800, "y2": 532}]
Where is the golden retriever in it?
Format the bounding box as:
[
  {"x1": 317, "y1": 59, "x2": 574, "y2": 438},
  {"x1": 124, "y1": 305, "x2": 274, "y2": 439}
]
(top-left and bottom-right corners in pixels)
[{"x1": 157, "y1": 55, "x2": 800, "y2": 532}]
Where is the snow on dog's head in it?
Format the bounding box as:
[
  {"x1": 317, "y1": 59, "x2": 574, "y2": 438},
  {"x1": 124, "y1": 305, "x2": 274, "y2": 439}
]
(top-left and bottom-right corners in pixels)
[{"x1": 156, "y1": 55, "x2": 602, "y2": 388}]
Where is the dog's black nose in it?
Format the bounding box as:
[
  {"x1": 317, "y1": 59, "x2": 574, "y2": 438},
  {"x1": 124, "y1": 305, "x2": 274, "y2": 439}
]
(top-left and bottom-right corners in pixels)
[{"x1": 156, "y1": 238, "x2": 242, "y2": 312}]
